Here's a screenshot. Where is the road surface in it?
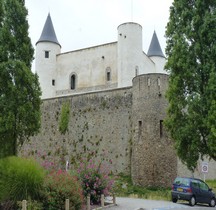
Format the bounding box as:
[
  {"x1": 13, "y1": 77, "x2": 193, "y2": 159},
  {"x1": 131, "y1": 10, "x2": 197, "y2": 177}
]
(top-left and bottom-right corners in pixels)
[{"x1": 106, "y1": 197, "x2": 216, "y2": 210}]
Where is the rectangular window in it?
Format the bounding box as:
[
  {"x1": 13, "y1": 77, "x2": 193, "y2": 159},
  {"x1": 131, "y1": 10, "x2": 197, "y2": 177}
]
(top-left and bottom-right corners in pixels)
[
  {"x1": 52, "y1": 79, "x2": 55, "y2": 86},
  {"x1": 160, "y1": 120, "x2": 163, "y2": 138},
  {"x1": 138, "y1": 121, "x2": 142, "y2": 142},
  {"x1": 45, "y1": 51, "x2": 49, "y2": 58},
  {"x1": 107, "y1": 72, "x2": 111, "y2": 81}
]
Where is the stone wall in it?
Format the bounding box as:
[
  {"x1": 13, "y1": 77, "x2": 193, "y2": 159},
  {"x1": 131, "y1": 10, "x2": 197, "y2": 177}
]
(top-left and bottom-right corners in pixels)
[
  {"x1": 20, "y1": 73, "x2": 177, "y2": 188},
  {"x1": 20, "y1": 73, "x2": 216, "y2": 188},
  {"x1": 131, "y1": 74, "x2": 177, "y2": 188},
  {"x1": 21, "y1": 88, "x2": 133, "y2": 175}
]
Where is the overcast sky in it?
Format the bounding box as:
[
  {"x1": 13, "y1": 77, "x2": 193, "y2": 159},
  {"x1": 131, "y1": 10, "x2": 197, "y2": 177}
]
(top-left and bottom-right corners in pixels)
[{"x1": 25, "y1": 0, "x2": 173, "y2": 70}]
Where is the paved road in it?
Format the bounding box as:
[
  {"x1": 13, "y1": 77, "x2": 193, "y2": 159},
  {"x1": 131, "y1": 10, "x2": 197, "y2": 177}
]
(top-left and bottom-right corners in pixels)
[{"x1": 106, "y1": 197, "x2": 216, "y2": 210}]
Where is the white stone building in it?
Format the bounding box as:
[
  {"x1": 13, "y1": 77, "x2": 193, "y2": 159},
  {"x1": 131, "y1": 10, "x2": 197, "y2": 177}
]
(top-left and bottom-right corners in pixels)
[{"x1": 35, "y1": 13, "x2": 166, "y2": 99}]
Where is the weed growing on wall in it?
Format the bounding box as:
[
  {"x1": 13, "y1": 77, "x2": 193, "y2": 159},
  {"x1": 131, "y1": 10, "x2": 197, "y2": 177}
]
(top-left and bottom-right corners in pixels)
[
  {"x1": 59, "y1": 102, "x2": 70, "y2": 134},
  {"x1": 77, "y1": 158, "x2": 114, "y2": 204}
]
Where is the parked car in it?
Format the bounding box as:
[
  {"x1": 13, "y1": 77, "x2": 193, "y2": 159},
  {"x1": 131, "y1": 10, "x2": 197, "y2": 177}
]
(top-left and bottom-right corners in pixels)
[{"x1": 171, "y1": 177, "x2": 215, "y2": 207}]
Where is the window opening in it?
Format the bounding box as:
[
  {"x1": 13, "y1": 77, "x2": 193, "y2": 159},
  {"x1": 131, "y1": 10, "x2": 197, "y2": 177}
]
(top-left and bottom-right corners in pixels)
[
  {"x1": 106, "y1": 67, "x2": 111, "y2": 82},
  {"x1": 45, "y1": 51, "x2": 49, "y2": 58},
  {"x1": 148, "y1": 78, "x2": 151, "y2": 86},
  {"x1": 71, "y1": 74, "x2": 76, "y2": 90},
  {"x1": 158, "y1": 77, "x2": 161, "y2": 87},
  {"x1": 52, "y1": 79, "x2": 55, "y2": 86},
  {"x1": 138, "y1": 121, "x2": 142, "y2": 142},
  {"x1": 107, "y1": 72, "x2": 111, "y2": 81},
  {"x1": 135, "y1": 66, "x2": 139, "y2": 76},
  {"x1": 160, "y1": 120, "x2": 163, "y2": 138}
]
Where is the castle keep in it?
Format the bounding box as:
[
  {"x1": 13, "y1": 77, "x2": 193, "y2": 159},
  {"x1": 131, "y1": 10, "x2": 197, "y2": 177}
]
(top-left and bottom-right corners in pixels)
[
  {"x1": 35, "y1": 14, "x2": 166, "y2": 99},
  {"x1": 21, "y1": 14, "x2": 216, "y2": 187}
]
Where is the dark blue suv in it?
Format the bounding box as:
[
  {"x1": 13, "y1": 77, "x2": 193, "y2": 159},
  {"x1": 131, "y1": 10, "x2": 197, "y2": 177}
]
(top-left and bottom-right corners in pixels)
[{"x1": 171, "y1": 177, "x2": 215, "y2": 207}]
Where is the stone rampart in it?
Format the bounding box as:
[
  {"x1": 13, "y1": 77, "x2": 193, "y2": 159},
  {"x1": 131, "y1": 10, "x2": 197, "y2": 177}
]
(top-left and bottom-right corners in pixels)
[
  {"x1": 20, "y1": 74, "x2": 216, "y2": 187},
  {"x1": 21, "y1": 88, "x2": 133, "y2": 174}
]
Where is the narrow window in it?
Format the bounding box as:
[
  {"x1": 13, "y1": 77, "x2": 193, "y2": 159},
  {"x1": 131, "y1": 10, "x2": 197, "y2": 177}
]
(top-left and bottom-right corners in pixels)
[
  {"x1": 71, "y1": 74, "x2": 76, "y2": 90},
  {"x1": 135, "y1": 66, "x2": 139, "y2": 76},
  {"x1": 52, "y1": 79, "x2": 55, "y2": 86},
  {"x1": 160, "y1": 120, "x2": 163, "y2": 138},
  {"x1": 138, "y1": 121, "x2": 142, "y2": 142},
  {"x1": 45, "y1": 51, "x2": 49, "y2": 58},
  {"x1": 148, "y1": 78, "x2": 151, "y2": 86},
  {"x1": 107, "y1": 72, "x2": 111, "y2": 81},
  {"x1": 158, "y1": 77, "x2": 161, "y2": 87},
  {"x1": 106, "y1": 67, "x2": 111, "y2": 82}
]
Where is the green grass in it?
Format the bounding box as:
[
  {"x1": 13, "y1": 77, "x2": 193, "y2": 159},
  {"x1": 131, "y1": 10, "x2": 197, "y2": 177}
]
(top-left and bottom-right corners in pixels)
[
  {"x1": 112, "y1": 174, "x2": 171, "y2": 201},
  {"x1": 206, "y1": 180, "x2": 216, "y2": 192},
  {"x1": 113, "y1": 174, "x2": 216, "y2": 201},
  {"x1": 0, "y1": 156, "x2": 45, "y2": 203}
]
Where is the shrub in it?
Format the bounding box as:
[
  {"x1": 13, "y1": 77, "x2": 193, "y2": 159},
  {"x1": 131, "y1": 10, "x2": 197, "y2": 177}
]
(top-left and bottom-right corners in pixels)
[
  {"x1": 77, "y1": 159, "x2": 114, "y2": 204},
  {"x1": 0, "y1": 156, "x2": 45, "y2": 208},
  {"x1": 43, "y1": 169, "x2": 83, "y2": 210}
]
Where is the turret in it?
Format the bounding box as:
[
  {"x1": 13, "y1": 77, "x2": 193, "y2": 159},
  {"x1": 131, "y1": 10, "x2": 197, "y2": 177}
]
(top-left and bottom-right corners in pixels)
[
  {"x1": 147, "y1": 31, "x2": 166, "y2": 74},
  {"x1": 35, "y1": 13, "x2": 61, "y2": 99},
  {"x1": 117, "y1": 23, "x2": 143, "y2": 88},
  {"x1": 131, "y1": 74, "x2": 177, "y2": 187}
]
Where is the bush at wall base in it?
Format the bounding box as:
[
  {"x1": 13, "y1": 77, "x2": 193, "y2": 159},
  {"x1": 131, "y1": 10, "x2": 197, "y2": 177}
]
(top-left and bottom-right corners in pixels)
[
  {"x1": 0, "y1": 156, "x2": 45, "y2": 209},
  {"x1": 42, "y1": 169, "x2": 83, "y2": 210},
  {"x1": 77, "y1": 159, "x2": 114, "y2": 205}
]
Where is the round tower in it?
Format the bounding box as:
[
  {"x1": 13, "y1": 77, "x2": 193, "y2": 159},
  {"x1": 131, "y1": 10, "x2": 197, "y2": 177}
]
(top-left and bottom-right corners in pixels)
[
  {"x1": 35, "y1": 13, "x2": 61, "y2": 99},
  {"x1": 131, "y1": 73, "x2": 177, "y2": 188},
  {"x1": 117, "y1": 23, "x2": 143, "y2": 88}
]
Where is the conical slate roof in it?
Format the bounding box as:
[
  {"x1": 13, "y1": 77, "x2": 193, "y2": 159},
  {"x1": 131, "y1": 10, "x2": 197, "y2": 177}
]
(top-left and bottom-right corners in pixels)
[
  {"x1": 147, "y1": 31, "x2": 164, "y2": 58},
  {"x1": 36, "y1": 13, "x2": 61, "y2": 47}
]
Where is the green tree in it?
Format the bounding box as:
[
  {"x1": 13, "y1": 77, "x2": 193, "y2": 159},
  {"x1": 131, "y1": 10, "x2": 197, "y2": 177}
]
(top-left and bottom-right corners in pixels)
[
  {"x1": 0, "y1": 0, "x2": 41, "y2": 157},
  {"x1": 0, "y1": 2, "x2": 3, "y2": 27},
  {"x1": 165, "y1": 0, "x2": 216, "y2": 171}
]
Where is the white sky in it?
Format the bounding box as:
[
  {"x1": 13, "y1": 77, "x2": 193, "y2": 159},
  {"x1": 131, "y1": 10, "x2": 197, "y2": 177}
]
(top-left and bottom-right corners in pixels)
[{"x1": 25, "y1": 0, "x2": 173, "y2": 70}]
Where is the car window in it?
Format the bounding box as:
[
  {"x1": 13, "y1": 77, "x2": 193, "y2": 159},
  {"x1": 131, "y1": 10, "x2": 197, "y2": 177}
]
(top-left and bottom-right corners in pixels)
[
  {"x1": 191, "y1": 180, "x2": 199, "y2": 188},
  {"x1": 174, "y1": 178, "x2": 190, "y2": 186},
  {"x1": 199, "y1": 181, "x2": 209, "y2": 191},
  {"x1": 174, "y1": 178, "x2": 182, "y2": 185}
]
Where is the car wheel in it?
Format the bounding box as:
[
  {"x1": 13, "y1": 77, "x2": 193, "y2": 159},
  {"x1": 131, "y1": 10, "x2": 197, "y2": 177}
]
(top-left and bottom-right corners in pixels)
[
  {"x1": 209, "y1": 198, "x2": 216, "y2": 207},
  {"x1": 172, "y1": 198, "x2": 178, "y2": 203},
  {"x1": 189, "y1": 196, "x2": 196, "y2": 206}
]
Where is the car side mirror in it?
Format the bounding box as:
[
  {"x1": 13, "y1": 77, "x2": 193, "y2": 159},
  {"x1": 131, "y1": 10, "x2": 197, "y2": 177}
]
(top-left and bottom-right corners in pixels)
[{"x1": 209, "y1": 188, "x2": 212, "y2": 192}]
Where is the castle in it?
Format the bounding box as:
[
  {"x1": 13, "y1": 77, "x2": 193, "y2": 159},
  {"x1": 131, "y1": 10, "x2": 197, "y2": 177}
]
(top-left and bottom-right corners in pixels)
[
  {"x1": 35, "y1": 14, "x2": 166, "y2": 99},
  {"x1": 21, "y1": 14, "x2": 216, "y2": 188}
]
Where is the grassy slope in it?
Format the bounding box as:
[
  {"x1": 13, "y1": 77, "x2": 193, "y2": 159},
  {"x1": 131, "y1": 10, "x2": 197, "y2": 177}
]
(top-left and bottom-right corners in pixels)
[
  {"x1": 113, "y1": 174, "x2": 216, "y2": 201},
  {"x1": 206, "y1": 180, "x2": 216, "y2": 192},
  {"x1": 113, "y1": 174, "x2": 171, "y2": 201}
]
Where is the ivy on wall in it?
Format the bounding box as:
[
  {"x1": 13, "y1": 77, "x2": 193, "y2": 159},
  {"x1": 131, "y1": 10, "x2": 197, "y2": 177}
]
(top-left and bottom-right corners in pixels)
[{"x1": 59, "y1": 102, "x2": 70, "y2": 134}]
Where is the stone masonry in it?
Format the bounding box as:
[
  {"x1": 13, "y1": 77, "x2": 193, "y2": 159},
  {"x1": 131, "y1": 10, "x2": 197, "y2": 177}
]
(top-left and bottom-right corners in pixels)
[{"x1": 21, "y1": 73, "x2": 179, "y2": 188}]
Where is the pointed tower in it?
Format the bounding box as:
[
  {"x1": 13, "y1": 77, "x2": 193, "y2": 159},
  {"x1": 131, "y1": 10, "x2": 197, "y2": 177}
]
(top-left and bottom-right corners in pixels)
[
  {"x1": 35, "y1": 13, "x2": 61, "y2": 99},
  {"x1": 147, "y1": 31, "x2": 166, "y2": 74}
]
